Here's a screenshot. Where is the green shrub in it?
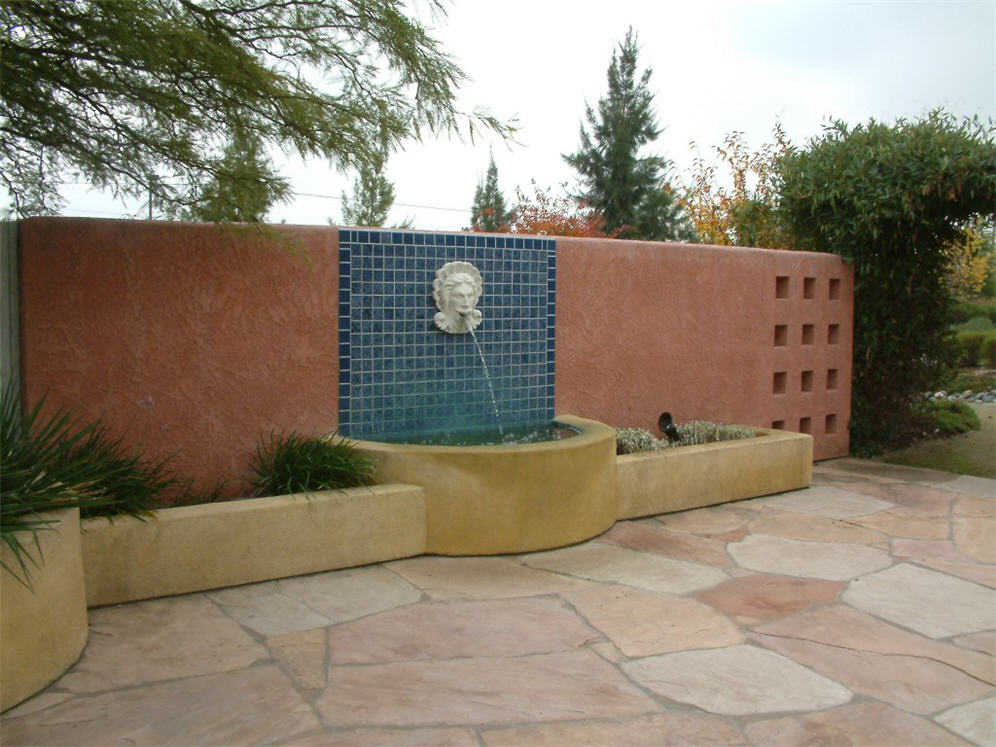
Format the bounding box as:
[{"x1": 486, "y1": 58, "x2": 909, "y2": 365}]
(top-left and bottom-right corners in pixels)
[
  {"x1": 778, "y1": 112, "x2": 995, "y2": 455},
  {"x1": 616, "y1": 422, "x2": 757, "y2": 454},
  {"x1": 915, "y1": 399, "x2": 981, "y2": 438},
  {"x1": 1, "y1": 384, "x2": 173, "y2": 585},
  {"x1": 249, "y1": 431, "x2": 374, "y2": 497},
  {"x1": 953, "y1": 315, "x2": 995, "y2": 332},
  {"x1": 955, "y1": 331, "x2": 989, "y2": 366},
  {"x1": 950, "y1": 298, "x2": 996, "y2": 325},
  {"x1": 983, "y1": 336, "x2": 996, "y2": 368}
]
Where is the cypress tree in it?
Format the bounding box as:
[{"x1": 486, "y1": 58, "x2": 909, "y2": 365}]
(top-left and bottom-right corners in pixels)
[
  {"x1": 564, "y1": 28, "x2": 692, "y2": 241},
  {"x1": 470, "y1": 154, "x2": 510, "y2": 231}
]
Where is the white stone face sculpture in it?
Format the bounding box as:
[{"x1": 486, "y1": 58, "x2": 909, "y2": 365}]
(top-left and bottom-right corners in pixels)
[{"x1": 433, "y1": 261, "x2": 483, "y2": 334}]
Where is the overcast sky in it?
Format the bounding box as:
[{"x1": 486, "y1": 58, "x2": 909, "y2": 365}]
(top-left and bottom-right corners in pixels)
[{"x1": 57, "y1": 0, "x2": 995, "y2": 230}]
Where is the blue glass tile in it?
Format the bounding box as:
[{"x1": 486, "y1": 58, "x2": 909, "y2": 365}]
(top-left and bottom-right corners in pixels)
[{"x1": 337, "y1": 229, "x2": 558, "y2": 438}]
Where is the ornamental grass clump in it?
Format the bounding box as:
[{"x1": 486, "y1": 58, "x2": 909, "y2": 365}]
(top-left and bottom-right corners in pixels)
[
  {"x1": 1, "y1": 384, "x2": 175, "y2": 585},
  {"x1": 249, "y1": 431, "x2": 373, "y2": 498}
]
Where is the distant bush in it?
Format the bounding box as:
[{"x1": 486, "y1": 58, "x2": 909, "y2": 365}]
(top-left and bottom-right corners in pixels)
[
  {"x1": 983, "y1": 336, "x2": 996, "y2": 368},
  {"x1": 915, "y1": 399, "x2": 981, "y2": 438},
  {"x1": 955, "y1": 330, "x2": 996, "y2": 366},
  {"x1": 950, "y1": 298, "x2": 996, "y2": 325},
  {"x1": 953, "y1": 315, "x2": 995, "y2": 332}
]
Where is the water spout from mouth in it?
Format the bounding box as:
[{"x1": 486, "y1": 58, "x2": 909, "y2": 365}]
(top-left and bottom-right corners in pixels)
[{"x1": 468, "y1": 327, "x2": 503, "y2": 437}]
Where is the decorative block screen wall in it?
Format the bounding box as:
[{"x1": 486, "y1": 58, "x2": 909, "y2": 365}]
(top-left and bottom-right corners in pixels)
[{"x1": 337, "y1": 229, "x2": 556, "y2": 440}]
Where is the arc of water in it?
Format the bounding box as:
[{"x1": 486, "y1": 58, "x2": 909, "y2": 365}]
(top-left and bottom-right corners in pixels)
[{"x1": 467, "y1": 327, "x2": 504, "y2": 437}]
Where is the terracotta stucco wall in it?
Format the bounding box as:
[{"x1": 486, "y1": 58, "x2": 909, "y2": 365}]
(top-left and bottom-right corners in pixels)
[
  {"x1": 554, "y1": 237, "x2": 853, "y2": 460},
  {"x1": 18, "y1": 219, "x2": 851, "y2": 496},
  {"x1": 18, "y1": 218, "x2": 339, "y2": 496}
]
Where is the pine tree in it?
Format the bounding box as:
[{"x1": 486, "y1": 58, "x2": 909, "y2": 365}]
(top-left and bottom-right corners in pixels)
[
  {"x1": 563, "y1": 28, "x2": 693, "y2": 241},
  {"x1": 469, "y1": 154, "x2": 509, "y2": 232},
  {"x1": 185, "y1": 129, "x2": 289, "y2": 223},
  {"x1": 340, "y1": 136, "x2": 395, "y2": 227}
]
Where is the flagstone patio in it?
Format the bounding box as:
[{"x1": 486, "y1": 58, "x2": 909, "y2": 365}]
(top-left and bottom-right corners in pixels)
[{"x1": 2, "y1": 458, "x2": 994, "y2": 746}]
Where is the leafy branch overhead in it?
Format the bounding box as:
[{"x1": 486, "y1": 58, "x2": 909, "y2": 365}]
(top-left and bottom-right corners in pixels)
[{"x1": 2, "y1": 0, "x2": 512, "y2": 217}]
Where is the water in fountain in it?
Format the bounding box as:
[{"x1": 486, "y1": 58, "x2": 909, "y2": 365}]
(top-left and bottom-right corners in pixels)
[{"x1": 468, "y1": 326, "x2": 503, "y2": 437}]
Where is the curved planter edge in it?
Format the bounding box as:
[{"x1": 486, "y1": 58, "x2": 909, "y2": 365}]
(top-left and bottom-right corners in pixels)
[{"x1": 1, "y1": 508, "x2": 88, "y2": 713}]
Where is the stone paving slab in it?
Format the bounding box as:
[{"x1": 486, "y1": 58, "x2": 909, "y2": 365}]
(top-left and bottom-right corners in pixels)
[
  {"x1": 3, "y1": 457, "x2": 994, "y2": 745},
  {"x1": 562, "y1": 586, "x2": 743, "y2": 656},
  {"x1": 325, "y1": 597, "x2": 599, "y2": 663},
  {"x1": 57, "y1": 595, "x2": 268, "y2": 693},
  {"x1": 746, "y1": 485, "x2": 895, "y2": 518},
  {"x1": 744, "y1": 701, "x2": 974, "y2": 746},
  {"x1": 843, "y1": 562, "x2": 996, "y2": 638},
  {"x1": 727, "y1": 534, "x2": 893, "y2": 579},
  {"x1": 522, "y1": 541, "x2": 728, "y2": 594},
  {"x1": 753, "y1": 603, "x2": 996, "y2": 685},
  {"x1": 753, "y1": 634, "x2": 993, "y2": 714},
  {"x1": 936, "y1": 695, "x2": 996, "y2": 746},
  {"x1": 1, "y1": 666, "x2": 320, "y2": 745},
  {"x1": 206, "y1": 565, "x2": 424, "y2": 636},
  {"x1": 315, "y1": 651, "x2": 659, "y2": 727},
  {"x1": 480, "y1": 712, "x2": 750, "y2": 746},
  {"x1": 622, "y1": 644, "x2": 853, "y2": 715}
]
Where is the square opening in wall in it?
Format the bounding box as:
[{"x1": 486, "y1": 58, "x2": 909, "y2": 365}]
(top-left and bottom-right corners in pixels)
[
  {"x1": 801, "y1": 370, "x2": 814, "y2": 392},
  {"x1": 827, "y1": 368, "x2": 839, "y2": 390},
  {"x1": 829, "y1": 278, "x2": 841, "y2": 299},
  {"x1": 775, "y1": 276, "x2": 790, "y2": 299},
  {"x1": 803, "y1": 277, "x2": 816, "y2": 299},
  {"x1": 799, "y1": 416, "x2": 812, "y2": 434},
  {"x1": 828, "y1": 324, "x2": 841, "y2": 344},
  {"x1": 773, "y1": 371, "x2": 787, "y2": 394},
  {"x1": 802, "y1": 324, "x2": 815, "y2": 345},
  {"x1": 825, "y1": 413, "x2": 838, "y2": 434},
  {"x1": 774, "y1": 325, "x2": 788, "y2": 346},
  {"x1": 772, "y1": 419, "x2": 785, "y2": 430}
]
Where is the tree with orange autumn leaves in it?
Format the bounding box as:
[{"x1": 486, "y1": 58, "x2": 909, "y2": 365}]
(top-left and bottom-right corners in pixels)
[
  {"x1": 469, "y1": 177, "x2": 619, "y2": 238},
  {"x1": 506, "y1": 182, "x2": 620, "y2": 238},
  {"x1": 681, "y1": 125, "x2": 794, "y2": 248}
]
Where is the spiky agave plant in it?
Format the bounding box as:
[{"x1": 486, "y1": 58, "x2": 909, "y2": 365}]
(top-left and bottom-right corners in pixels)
[
  {"x1": 249, "y1": 431, "x2": 374, "y2": 498},
  {"x1": 1, "y1": 383, "x2": 172, "y2": 586}
]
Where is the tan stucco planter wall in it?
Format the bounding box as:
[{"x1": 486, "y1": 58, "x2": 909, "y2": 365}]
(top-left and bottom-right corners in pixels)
[
  {"x1": 617, "y1": 428, "x2": 813, "y2": 520},
  {"x1": 81, "y1": 485, "x2": 426, "y2": 607},
  {"x1": 353, "y1": 416, "x2": 618, "y2": 555},
  {"x1": 76, "y1": 423, "x2": 811, "y2": 610},
  {"x1": 1, "y1": 509, "x2": 88, "y2": 712}
]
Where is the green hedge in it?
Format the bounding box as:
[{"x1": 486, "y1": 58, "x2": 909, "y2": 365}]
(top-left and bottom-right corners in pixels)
[
  {"x1": 950, "y1": 299, "x2": 996, "y2": 325},
  {"x1": 983, "y1": 336, "x2": 996, "y2": 368},
  {"x1": 955, "y1": 330, "x2": 996, "y2": 367}
]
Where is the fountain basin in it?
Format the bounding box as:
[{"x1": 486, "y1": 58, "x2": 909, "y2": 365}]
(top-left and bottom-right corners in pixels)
[
  {"x1": 73, "y1": 419, "x2": 811, "y2": 609},
  {"x1": 352, "y1": 415, "x2": 618, "y2": 555}
]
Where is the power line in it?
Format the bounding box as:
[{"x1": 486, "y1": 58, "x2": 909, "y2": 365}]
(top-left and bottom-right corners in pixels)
[{"x1": 294, "y1": 191, "x2": 467, "y2": 214}]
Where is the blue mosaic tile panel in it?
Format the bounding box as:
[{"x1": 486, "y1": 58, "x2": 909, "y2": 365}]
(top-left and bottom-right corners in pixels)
[{"x1": 338, "y1": 230, "x2": 556, "y2": 440}]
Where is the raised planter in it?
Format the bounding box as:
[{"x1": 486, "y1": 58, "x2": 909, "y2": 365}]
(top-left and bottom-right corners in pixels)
[
  {"x1": 617, "y1": 428, "x2": 813, "y2": 519},
  {"x1": 81, "y1": 485, "x2": 426, "y2": 607},
  {"x1": 1, "y1": 508, "x2": 88, "y2": 712},
  {"x1": 77, "y1": 423, "x2": 813, "y2": 608}
]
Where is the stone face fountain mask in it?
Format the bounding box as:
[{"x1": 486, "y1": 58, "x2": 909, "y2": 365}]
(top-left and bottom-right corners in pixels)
[{"x1": 432, "y1": 261, "x2": 483, "y2": 334}]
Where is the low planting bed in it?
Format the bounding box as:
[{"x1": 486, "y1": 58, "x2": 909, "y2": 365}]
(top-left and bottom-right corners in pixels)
[
  {"x1": 79, "y1": 421, "x2": 811, "y2": 607},
  {"x1": 6, "y1": 418, "x2": 811, "y2": 710}
]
